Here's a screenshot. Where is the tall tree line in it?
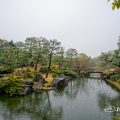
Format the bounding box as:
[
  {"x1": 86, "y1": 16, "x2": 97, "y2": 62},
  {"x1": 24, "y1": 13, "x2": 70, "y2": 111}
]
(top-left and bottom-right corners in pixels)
[
  {"x1": 94, "y1": 37, "x2": 120, "y2": 69},
  {"x1": 0, "y1": 37, "x2": 94, "y2": 77}
]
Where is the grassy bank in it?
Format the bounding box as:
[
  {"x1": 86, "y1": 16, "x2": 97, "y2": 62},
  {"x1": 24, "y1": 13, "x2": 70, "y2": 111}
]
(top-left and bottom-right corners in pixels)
[
  {"x1": 106, "y1": 80, "x2": 120, "y2": 91},
  {"x1": 113, "y1": 118, "x2": 120, "y2": 120}
]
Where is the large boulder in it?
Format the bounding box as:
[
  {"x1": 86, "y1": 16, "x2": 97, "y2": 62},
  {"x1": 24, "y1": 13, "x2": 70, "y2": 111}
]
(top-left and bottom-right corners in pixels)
[
  {"x1": 24, "y1": 86, "x2": 32, "y2": 95},
  {"x1": 52, "y1": 76, "x2": 69, "y2": 88},
  {"x1": 18, "y1": 80, "x2": 34, "y2": 95},
  {"x1": 24, "y1": 80, "x2": 34, "y2": 85},
  {"x1": 59, "y1": 75, "x2": 72, "y2": 81},
  {"x1": 18, "y1": 85, "x2": 33, "y2": 96}
]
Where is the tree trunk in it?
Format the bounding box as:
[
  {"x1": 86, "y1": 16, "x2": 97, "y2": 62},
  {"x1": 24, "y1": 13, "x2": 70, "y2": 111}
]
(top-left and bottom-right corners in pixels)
[
  {"x1": 46, "y1": 91, "x2": 51, "y2": 108},
  {"x1": 34, "y1": 63, "x2": 38, "y2": 71},
  {"x1": 58, "y1": 61, "x2": 62, "y2": 69},
  {"x1": 58, "y1": 59, "x2": 64, "y2": 69},
  {"x1": 46, "y1": 53, "x2": 52, "y2": 78},
  {"x1": 34, "y1": 55, "x2": 40, "y2": 71},
  {"x1": 78, "y1": 69, "x2": 81, "y2": 76}
]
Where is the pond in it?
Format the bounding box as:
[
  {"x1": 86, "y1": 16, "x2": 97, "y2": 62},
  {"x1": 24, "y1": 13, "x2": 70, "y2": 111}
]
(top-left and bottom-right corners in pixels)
[{"x1": 0, "y1": 78, "x2": 120, "y2": 120}]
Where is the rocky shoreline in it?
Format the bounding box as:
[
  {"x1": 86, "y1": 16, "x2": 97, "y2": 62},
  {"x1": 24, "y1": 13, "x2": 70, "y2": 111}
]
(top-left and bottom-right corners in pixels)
[{"x1": 13, "y1": 75, "x2": 73, "y2": 96}]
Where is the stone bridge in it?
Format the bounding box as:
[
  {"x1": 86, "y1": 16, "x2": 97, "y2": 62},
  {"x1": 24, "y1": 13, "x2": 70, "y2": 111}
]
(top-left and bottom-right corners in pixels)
[{"x1": 81, "y1": 67, "x2": 102, "y2": 73}]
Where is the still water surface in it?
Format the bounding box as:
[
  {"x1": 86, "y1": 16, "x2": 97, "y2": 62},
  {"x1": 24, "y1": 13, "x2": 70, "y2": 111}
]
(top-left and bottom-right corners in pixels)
[{"x1": 0, "y1": 78, "x2": 120, "y2": 120}]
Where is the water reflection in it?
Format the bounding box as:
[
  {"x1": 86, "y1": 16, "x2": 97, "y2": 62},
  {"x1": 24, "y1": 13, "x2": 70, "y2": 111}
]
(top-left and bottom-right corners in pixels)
[
  {"x1": 98, "y1": 92, "x2": 120, "y2": 118},
  {"x1": 0, "y1": 92, "x2": 63, "y2": 120},
  {"x1": 52, "y1": 78, "x2": 120, "y2": 120},
  {"x1": 0, "y1": 78, "x2": 120, "y2": 120},
  {"x1": 53, "y1": 78, "x2": 89, "y2": 99}
]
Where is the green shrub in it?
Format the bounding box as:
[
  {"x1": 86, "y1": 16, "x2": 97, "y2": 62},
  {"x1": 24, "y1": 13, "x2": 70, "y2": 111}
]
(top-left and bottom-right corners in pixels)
[
  {"x1": 40, "y1": 66, "x2": 48, "y2": 73},
  {"x1": 52, "y1": 73, "x2": 59, "y2": 78},
  {"x1": 15, "y1": 76, "x2": 23, "y2": 80},
  {"x1": 51, "y1": 68, "x2": 77, "y2": 78},
  {"x1": 0, "y1": 66, "x2": 11, "y2": 74},
  {"x1": 33, "y1": 72, "x2": 44, "y2": 82},
  {"x1": 0, "y1": 75, "x2": 24, "y2": 96},
  {"x1": 62, "y1": 69, "x2": 77, "y2": 78},
  {"x1": 26, "y1": 67, "x2": 32, "y2": 72},
  {"x1": 23, "y1": 72, "x2": 34, "y2": 79},
  {"x1": 110, "y1": 73, "x2": 120, "y2": 81},
  {"x1": 51, "y1": 68, "x2": 61, "y2": 75},
  {"x1": 14, "y1": 68, "x2": 34, "y2": 79}
]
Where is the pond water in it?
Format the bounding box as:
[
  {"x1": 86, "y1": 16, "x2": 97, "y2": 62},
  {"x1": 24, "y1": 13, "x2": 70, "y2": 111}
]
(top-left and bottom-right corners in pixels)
[{"x1": 0, "y1": 78, "x2": 120, "y2": 120}]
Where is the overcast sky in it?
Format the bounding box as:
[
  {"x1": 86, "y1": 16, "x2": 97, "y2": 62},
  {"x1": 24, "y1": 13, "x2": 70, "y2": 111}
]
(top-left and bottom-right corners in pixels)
[{"x1": 0, "y1": 0, "x2": 120, "y2": 57}]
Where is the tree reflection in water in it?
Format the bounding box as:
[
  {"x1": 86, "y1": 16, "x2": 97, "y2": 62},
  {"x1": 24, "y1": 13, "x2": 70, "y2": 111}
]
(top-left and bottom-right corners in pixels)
[
  {"x1": 0, "y1": 78, "x2": 120, "y2": 120},
  {"x1": 98, "y1": 92, "x2": 120, "y2": 119},
  {"x1": 53, "y1": 78, "x2": 89, "y2": 100},
  {"x1": 0, "y1": 92, "x2": 63, "y2": 120}
]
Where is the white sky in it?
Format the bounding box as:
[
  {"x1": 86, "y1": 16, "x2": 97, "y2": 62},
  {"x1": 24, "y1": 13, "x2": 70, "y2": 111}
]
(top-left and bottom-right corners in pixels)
[{"x1": 0, "y1": 0, "x2": 120, "y2": 57}]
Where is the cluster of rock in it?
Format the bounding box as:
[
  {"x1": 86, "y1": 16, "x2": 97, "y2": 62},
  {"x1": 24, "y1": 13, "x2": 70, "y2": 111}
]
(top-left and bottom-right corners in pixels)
[
  {"x1": 52, "y1": 75, "x2": 72, "y2": 88},
  {"x1": 18, "y1": 80, "x2": 34, "y2": 95},
  {"x1": 0, "y1": 73, "x2": 74, "y2": 96},
  {"x1": 19, "y1": 74, "x2": 48, "y2": 95},
  {"x1": 21, "y1": 75, "x2": 73, "y2": 95}
]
